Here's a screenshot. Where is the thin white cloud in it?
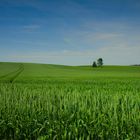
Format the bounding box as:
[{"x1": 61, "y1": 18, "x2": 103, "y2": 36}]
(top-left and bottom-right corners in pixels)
[
  {"x1": 5, "y1": 43, "x2": 140, "y2": 65},
  {"x1": 22, "y1": 24, "x2": 41, "y2": 32}
]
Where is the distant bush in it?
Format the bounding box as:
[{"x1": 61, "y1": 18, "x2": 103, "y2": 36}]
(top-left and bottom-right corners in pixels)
[{"x1": 92, "y1": 61, "x2": 97, "y2": 67}]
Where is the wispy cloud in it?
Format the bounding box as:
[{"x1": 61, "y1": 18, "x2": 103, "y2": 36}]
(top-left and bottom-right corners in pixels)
[
  {"x1": 22, "y1": 24, "x2": 41, "y2": 32},
  {"x1": 5, "y1": 43, "x2": 140, "y2": 65}
]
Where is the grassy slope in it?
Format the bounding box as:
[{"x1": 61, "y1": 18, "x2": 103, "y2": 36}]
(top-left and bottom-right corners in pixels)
[
  {"x1": 0, "y1": 62, "x2": 140, "y2": 81},
  {"x1": 0, "y1": 62, "x2": 20, "y2": 76}
]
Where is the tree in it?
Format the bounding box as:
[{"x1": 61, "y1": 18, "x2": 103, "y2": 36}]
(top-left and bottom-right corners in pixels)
[
  {"x1": 97, "y1": 58, "x2": 103, "y2": 67},
  {"x1": 92, "y1": 61, "x2": 97, "y2": 67}
]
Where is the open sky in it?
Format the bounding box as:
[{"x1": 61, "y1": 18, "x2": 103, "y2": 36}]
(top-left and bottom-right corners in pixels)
[{"x1": 0, "y1": 0, "x2": 140, "y2": 65}]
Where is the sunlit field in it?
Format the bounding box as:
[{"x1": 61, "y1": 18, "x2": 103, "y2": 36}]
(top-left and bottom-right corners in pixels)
[{"x1": 0, "y1": 62, "x2": 140, "y2": 139}]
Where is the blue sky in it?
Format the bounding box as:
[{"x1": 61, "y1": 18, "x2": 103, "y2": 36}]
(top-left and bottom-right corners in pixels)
[{"x1": 0, "y1": 0, "x2": 140, "y2": 65}]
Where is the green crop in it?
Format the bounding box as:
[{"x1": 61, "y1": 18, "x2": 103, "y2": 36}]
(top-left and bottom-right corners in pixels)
[{"x1": 0, "y1": 62, "x2": 140, "y2": 139}]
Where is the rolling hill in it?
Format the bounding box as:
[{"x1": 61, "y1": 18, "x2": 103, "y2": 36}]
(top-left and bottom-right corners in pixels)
[{"x1": 0, "y1": 62, "x2": 140, "y2": 82}]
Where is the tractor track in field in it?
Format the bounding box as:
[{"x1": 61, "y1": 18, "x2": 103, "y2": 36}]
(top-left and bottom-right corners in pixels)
[{"x1": 0, "y1": 64, "x2": 24, "y2": 83}]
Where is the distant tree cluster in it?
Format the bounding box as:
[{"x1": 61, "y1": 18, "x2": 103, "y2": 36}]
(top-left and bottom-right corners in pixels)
[{"x1": 92, "y1": 58, "x2": 103, "y2": 67}]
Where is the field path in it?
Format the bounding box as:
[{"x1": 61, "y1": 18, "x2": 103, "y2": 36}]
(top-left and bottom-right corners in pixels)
[{"x1": 0, "y1": 63, "x2": 24, "y2": 83}]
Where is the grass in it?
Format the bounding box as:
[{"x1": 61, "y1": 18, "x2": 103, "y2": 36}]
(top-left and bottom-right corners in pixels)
[{"x1": 0, "y1": 62, "x2": 140, "y2": 139}]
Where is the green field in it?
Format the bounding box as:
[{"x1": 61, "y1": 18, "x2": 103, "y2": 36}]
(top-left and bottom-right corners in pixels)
[{"x1": 0, "y1": 62, "x2": 140, "y2": 139}]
